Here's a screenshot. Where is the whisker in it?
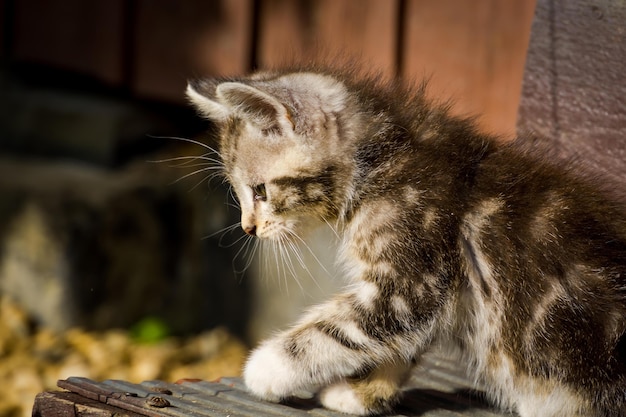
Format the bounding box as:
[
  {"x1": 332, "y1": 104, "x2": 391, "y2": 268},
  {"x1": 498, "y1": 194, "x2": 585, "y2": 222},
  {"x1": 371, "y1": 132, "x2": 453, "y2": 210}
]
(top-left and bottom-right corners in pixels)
[
  {"x1": 322, "y1": 217, "x2": 341, "y2": 240},
  {"x1": 145, "y1": 136, "x2": 226, "y2": 190},
  {"x1": 227, "y1": 187, "x2": 241, "y2": 209},
  {"x1": 222, "y1": 232, "x2": 249, "y2": 249},
  {"x1": 203, "y1": 222, "x2": 241, "y2": 240},
  {"x1": 271, "y1": 240, "x2": 283, "y2": 289},
  {"x1": 234, "y1": 237, "x2": 259, "y2": 275},
  {"x1": 279, "y1": 237, "x2": 305, "y2": 292},
  {"x1": 284, "y1": 234, "x2": 322, "y2": 292},
  {"x1": 232, "y1": 235, "x2": 258, "y2": 275},
  {"x1": 147, "y1": 134, "x2": 221, "y2": 154},
  {"x1": 148, "y1": 155, "x2": 224, "y2": 167},
  {"x1": 170, "y1": 166, "x2": 224, "y2": 185},
  {"x1": 289, "y1": 230, "x2": 332, "y2": 279},
  {"x1": 274, "y1": 239, "x2": 291, "y2": 295},
  {"x1": 225, "y1": 202, "x2": 241, "y2": 211},
  {"x1": 164, "y1": 161, "x2": 223, "y2": 170},
  {"x1": 187, "y1": 170, "x2": 224, "y2": 192},
  {"x1": 213, "y1": 225, "x2": 249, "y2": 249}
]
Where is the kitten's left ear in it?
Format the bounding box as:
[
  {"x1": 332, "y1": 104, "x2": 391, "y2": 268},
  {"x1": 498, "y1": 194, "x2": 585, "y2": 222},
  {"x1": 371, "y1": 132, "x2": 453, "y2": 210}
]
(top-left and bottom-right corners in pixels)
[
  {"x1": 216, "y1": 82, "x2": 294, "y2": 134},
  {"x1": 186, "y1": 80, "x2": 230, "y2": 122}
]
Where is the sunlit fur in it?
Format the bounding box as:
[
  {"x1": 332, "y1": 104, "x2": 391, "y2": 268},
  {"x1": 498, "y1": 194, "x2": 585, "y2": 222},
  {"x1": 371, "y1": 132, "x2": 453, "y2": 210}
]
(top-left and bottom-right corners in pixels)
[
  {"x1": 152, "y1": 138, "x2": 324, "y2": 289},
  {"x1": 186, "y1": 67, "x2": 626, "y2": 416}
]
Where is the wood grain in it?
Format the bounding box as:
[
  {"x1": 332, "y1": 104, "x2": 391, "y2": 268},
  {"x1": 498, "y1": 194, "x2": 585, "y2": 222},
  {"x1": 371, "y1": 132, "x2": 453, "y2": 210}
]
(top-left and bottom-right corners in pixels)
[
  {"x1": 257, "y1": 0, "x2": 399, "y2": 78},
  {"x1": 32, "y1": 391, "x2": 144, "y2": 417},
  {"x1": 133, "y1": 0, "x2": 253, "y2": 102},
  {"x1": 34, "y1": 351, "x2": 508, "y2": 416},
  {"x1": 403, "y1": 0, "x2": 536, "y2": 137},
  {"x1": 7, "y1": 0, "x2": 538, "y2": 114}
]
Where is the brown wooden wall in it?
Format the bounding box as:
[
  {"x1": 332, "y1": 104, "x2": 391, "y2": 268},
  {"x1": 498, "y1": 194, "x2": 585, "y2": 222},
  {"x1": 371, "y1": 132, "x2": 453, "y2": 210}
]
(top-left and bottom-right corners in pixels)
[{"x1": 1, "y1": 0, "x2": 536, "y2": 136}]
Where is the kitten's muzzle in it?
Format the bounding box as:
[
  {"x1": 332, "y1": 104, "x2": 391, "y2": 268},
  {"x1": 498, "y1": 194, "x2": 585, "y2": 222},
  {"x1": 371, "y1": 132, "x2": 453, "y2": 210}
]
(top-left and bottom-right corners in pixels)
[{"x1": 243, "y1": 225, "x2": 257, "y2": 236}]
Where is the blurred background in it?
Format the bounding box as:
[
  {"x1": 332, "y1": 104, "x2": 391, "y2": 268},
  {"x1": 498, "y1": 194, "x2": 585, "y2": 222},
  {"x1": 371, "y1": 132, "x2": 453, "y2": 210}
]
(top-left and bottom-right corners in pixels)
[{"x1": 0, "y1": 0, "x2": 536, "y2": 415}]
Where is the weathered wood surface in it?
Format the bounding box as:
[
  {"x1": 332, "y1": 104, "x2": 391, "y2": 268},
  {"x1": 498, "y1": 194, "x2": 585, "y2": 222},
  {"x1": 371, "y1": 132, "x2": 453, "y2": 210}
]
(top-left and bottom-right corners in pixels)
[
  {"x1": 402, "y1": 0, "x2": 535, "y2": 136},
  {"x1": 33, "y1": 391, "x2": 146, "y2": 417},
  {"x1": 256, "y1": 0, "x2": 399, "y2": 78},
  {"x1": 132, "y1": 0, "x2": 254, "y2": 100},
  {"x1": 3, "y1": 0, "x2": 535, "y2": 135},
  {"x1": 33, "y1": 351, "x2": 510, "y2": 417},
  {"x1": 517, "y1": 0, "x2": 626, "y2": 182}
]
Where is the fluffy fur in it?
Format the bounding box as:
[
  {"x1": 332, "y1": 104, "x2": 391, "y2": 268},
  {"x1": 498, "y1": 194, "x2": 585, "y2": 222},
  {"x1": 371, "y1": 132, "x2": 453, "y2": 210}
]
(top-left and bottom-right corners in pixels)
[{"x1": 186, "y1": 67, "x2": 626, "y2": 416}]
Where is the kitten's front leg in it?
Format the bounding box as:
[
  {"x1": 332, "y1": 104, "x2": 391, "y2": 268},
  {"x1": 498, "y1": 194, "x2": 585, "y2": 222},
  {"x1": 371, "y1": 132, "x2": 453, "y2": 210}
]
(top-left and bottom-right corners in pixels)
[
  {"x1": 244, "y1": 284, "x2": 436, "y2": 414},
  {"x1": 244, "y1": 293, "x2": 380, "y2": 403},
  {"x1": 245, "y1": 335, "x2": 411, "y2": 409}
]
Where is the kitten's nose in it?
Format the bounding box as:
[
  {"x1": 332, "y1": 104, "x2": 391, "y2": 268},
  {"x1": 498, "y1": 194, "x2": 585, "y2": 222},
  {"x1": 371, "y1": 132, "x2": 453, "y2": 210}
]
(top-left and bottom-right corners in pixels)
[{"x1": 243, "y1": 225, "x2": 257, "y2": 236}]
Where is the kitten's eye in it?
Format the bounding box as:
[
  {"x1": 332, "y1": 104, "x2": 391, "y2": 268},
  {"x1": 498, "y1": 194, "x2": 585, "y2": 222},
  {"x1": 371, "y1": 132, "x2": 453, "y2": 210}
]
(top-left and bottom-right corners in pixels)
[{"x1": 252, "y1": 183, "x2": 267, "y2": 201}]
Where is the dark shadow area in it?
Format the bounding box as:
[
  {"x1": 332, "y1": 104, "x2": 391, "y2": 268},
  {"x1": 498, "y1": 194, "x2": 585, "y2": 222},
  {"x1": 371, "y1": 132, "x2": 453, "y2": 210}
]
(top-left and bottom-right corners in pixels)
[
  {"x1": 273, "y1": 387, "x2": 508, "y2": 416},
  {"x1": 396, "y1": 388, "x2": 507, "y2": 416},
  {"x1": 0, "y1": 62, "x2": 208, "y2": 166},
  {"x1": 0, "y1": 61, "x2": 252, "y2": 340}
]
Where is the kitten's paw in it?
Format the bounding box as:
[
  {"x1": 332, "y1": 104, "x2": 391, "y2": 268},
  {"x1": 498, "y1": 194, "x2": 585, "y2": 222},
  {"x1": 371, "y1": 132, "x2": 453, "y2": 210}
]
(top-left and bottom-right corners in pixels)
[
  {"x1": 319, "y1": 381, "x2": 369, "y2": 415},
  {"x1": 243, "y1": 340, "x2": 316, "y2": 402},
  {"x1": 320, "y1": 378, "x2": 401, "y2": 416}
]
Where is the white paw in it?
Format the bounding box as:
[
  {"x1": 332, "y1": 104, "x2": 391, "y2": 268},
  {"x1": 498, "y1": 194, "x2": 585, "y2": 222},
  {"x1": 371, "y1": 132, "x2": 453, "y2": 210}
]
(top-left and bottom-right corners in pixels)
[
  {"x1": 319, "y1": 381, "x2": 368, "y2": 415},
  {"x1": 243, "y1": 339, "x2": 316, "y2": 402}
]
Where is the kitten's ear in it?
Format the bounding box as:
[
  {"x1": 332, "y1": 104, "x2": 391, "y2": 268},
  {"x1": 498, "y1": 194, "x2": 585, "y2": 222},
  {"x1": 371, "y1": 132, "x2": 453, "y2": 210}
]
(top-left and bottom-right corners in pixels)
[
  {"x1": 216, "y1": 82, "x2": 294, "y2": 134},
  {"x1": 186, "y1": 80, "x2": 230, "y2": 122}
]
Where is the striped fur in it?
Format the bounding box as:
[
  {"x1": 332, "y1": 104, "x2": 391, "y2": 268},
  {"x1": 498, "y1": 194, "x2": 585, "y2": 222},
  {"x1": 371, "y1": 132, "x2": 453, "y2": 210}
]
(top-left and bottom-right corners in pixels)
[{"x1": 187, "y1": 68, "x2": 626, "y2": 416}]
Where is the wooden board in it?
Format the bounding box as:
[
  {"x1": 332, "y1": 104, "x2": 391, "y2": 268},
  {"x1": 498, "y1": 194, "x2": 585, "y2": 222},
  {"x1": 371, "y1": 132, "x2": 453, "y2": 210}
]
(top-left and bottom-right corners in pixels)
[
  {"x1": 11, "y1": 0, "x2": 126, "y2": 85},
  {"x1": 133, "y1": 0, "x2": 253, "y2": 102},
  {"x1": 256, "y1": 0, "x2": 399, "y2": 78},
  {"x1": 402, "y1": 0, "x2": 536, "y2": 137},
  {"x1": 33, "y1": 351, "x2": 510, "y2": 417},
  {"x1": 6, "y1": 0, "x2": 536, "y2": 113},
  {"x1": 33, "y1": 391, "x2": 146, "y2": 417},
  {"x1": 517, "y1": 0, "x2": 626, "y2": 183}
]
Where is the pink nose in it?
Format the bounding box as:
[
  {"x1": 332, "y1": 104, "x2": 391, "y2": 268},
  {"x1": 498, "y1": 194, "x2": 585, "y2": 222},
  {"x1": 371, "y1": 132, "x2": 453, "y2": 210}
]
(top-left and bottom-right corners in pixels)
[{"x1": 243, "y1": 225, "x2": 257, "y2": 236}]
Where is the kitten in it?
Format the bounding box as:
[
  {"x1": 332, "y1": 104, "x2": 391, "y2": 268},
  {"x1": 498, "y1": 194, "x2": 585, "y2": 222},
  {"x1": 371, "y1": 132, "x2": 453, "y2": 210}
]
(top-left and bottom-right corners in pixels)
[{"x1": 186, "y1": 67, "x2": 626, "y2": 417}]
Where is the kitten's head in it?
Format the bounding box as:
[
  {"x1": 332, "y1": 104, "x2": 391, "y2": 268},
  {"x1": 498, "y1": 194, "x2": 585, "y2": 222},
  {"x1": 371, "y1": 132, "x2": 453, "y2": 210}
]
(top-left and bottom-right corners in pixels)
[{"x1": 187, "y1": 72, "x2": 358, "y2": 240}]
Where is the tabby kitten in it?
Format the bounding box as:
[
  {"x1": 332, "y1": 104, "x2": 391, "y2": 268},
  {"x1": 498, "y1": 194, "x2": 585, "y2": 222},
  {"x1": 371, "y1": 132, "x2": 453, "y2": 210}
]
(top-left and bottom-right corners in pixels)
[{"x1": 186, "y1": 67, "x2": 626, "y2": 417}]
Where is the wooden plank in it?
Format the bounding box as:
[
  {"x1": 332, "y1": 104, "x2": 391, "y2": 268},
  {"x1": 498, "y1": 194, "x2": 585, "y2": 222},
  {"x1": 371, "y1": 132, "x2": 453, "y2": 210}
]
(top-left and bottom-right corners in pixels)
[
  {"x1": 257, "y1": 0, "x2": 399, "y2": 78},
  {"x1": 517, "y1": 0, "x2": 626, "y2": 183},
  {"x1": 402, "y1": 0, "x2": 536, "y2": 137},
  {"x1": 12, "y1": 0, "x2": 125, "y2": 85},
  {"x1": 32, "y1": 391, "x2": 145, "y2": 417},
  {"x1": 133, "y1": 0, "x2": 253, "y2": 103},
  {"x1": 35, "y1": 351, "x2": 508, "y2": 416}
]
